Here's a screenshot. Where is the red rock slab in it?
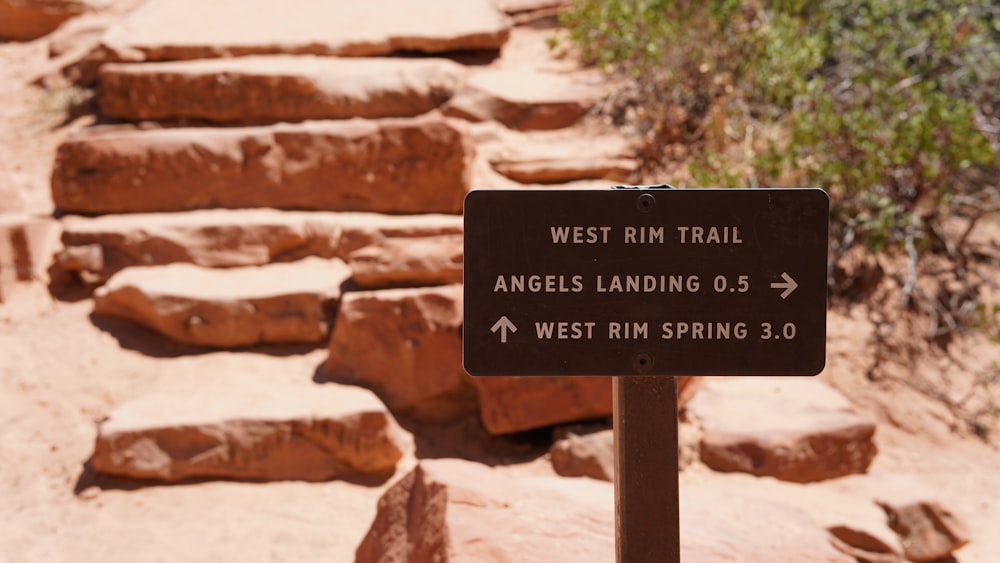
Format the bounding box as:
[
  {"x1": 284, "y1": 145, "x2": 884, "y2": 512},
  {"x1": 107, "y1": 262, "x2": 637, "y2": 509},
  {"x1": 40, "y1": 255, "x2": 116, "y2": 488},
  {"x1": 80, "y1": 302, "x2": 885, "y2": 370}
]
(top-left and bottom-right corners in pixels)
[
  {"x1": 93, "y1": 257, "x2": 351, "y2": 348},
  {"x1": 689, "y1": 377, "x2": 878, "y2": 483},
  {"x1": 56, "y1": 209, "x2": 463, "y2": 286},
  {"x1": 476, "y1": 375, "x2": 699, "y2": 436},
  {"x1": 347, "y1": 233, "x2": 463, "y2": 290},
  {"x1": 878, "y1": 500, "x2": 970, "y2": 562},
  {"x1": 490, "y1": 156, "x2": 636, "y2": 184},
  {"x1": 91, "y1": 374, "x2": 410, "y2": 482},
  {"x1": 0, "y1": 0, "x2": 102, "y2": 40},
  {"x1": 474, "y1": 376, "x2": 612, "y2": 435},
  {"x1": 51, "y1": 115, "x2": 473, "y2": 215},
  {"x1": 0, "y1": 215, "x2": 60, "y2": 302},
  {"x1": 443, "y1": 68, "x2": 604, "y2": 130},
  {"x1": 324, "y1": 284, "x2": 477, "y2": 423},
  {"x1": 473, "y1": 124, "x2": 636, "y2": 186},
  {"x1": 99, "y1": 56, "x2": 466, "y2": 124},
  {"x1": 548, "y1": 429, "x2": 614, "y2": 481},
  {"x1": 99, "y1": 0, "x2": 509, "y2": 62}
]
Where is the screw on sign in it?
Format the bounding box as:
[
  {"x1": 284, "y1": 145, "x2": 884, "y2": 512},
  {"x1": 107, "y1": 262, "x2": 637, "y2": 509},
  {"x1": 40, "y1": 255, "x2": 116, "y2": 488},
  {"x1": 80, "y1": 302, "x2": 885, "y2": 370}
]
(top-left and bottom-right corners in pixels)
[{"x1": 463, "y1": 187, "x2": 830, "y2": 562}]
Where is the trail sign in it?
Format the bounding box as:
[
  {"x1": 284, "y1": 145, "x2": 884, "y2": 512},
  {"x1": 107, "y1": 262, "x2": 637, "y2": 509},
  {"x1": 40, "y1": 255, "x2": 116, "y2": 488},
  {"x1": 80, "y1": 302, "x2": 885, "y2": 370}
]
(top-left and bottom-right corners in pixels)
[{"x1": 463, "y1": 188, "x2": 829, "y2": 376}]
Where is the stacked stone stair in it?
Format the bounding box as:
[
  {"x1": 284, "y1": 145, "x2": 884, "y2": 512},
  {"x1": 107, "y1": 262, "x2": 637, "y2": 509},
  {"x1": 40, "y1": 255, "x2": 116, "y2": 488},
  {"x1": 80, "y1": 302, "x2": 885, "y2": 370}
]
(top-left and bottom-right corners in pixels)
[{"x1": 51, "y1": 0, "x2": 638, "y2": 486}]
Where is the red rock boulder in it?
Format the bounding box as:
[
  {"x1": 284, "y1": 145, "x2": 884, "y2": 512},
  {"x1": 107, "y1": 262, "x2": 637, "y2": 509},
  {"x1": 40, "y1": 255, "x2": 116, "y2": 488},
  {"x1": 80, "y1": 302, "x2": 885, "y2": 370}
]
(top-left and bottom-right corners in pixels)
[
  {"x1": 689, "y1": 377, "x2": 878, "y2": 483},
  {"x1": 549, "y1": 429, "x2": 614, "y2": 481},
  {"x1": 324, "y1": 284, "x2": 477, "y2": 423},
  {"x1": 878, "y1": 500, "x2": 970, "y2": 562}
]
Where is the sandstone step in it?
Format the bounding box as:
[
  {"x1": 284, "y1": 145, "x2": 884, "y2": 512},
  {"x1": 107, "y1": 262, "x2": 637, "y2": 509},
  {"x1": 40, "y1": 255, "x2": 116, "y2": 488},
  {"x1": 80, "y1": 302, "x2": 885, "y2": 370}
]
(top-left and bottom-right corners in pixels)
[
  {"x1": 687, "y1": 377, "x2": 879, "y2": 483},
  {"x1": 93, "y1": 257, "x2": 352, "y2": 348},
  {"x1": 54, "y1": 209, "x2": 463, "y2": 290},
  {"x1": 91, "y1": 372, "x2": 411, "y2": 482},
  {"x1": 490, "y1": 156, "x2": 636, "y2": 184},
  {"x1": 472, "y1": 123, "x2": 637, "y2": 185},
  {"x1": 99, "y1": 56, "x2": 467, "y2": 124},
  {"x1": 474, "y1": 375, "x2": 612, "y2": 435},
  {"x1": 443, "y1": 68, "x2": 605, "y2": 130},
  {"x1": 98, "y1": 0, "x2": 509, "y2": 62},
  {"x1": 51, "y1": 115, "x2": 473, "y2": 215}
]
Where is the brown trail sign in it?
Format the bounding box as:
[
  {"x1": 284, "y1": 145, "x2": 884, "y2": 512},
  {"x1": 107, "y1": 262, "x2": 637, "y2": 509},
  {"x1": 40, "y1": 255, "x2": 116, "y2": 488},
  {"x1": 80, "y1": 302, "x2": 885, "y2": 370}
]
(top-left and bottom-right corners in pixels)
[
  {"x1": 463, "y1": 187, "x2": 829, "y2": 562},
  {"x1": 463, "y1": 187, "x2": 829, "y2": 377}
]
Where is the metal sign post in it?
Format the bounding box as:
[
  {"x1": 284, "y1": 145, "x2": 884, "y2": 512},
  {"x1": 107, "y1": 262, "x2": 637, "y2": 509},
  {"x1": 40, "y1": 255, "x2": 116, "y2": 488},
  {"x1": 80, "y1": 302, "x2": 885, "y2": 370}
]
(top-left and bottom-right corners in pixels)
[
  {"x1": 463, "y1": 187, "x2": 829, "y2": 562},
  {"x1": 615, "y1": 376, "x2": 680, "y2": 562}
]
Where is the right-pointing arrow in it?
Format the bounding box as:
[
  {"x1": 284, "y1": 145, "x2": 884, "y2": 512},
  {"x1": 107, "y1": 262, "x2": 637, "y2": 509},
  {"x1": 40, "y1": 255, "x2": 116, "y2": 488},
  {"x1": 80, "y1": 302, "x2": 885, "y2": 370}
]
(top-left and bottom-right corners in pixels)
[
  {"x1": 770, "y1": 272, "x2": 798, "y2": 299},
  {"x1": 491, "y1": 315, "x2": 518, "y2": 343}
]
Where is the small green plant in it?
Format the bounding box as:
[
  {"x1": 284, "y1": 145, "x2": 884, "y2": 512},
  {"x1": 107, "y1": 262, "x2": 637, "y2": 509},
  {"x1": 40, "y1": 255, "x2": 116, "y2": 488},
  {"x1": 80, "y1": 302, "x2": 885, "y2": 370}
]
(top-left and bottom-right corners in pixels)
[
  {"x1": 977, "y1": 304, "x2": 1000, "y2": 342},
  {"x1": 39, "y1": 85, "x2": 94, "y2": 127}
]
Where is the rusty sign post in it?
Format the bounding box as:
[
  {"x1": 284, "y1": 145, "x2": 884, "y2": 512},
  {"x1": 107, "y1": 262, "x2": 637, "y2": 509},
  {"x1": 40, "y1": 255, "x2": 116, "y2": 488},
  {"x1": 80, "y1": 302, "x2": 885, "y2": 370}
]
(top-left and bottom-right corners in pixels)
[{"x1": 463, "y1": 187, "x2": 829, "y2": 562}]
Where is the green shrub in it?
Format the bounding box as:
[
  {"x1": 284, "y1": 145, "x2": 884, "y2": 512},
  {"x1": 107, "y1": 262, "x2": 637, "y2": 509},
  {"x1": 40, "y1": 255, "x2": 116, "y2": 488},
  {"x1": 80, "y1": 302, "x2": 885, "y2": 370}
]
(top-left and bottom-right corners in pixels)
[{"x1": 561, "y1": 0, "x2": 999, "y2": 295}]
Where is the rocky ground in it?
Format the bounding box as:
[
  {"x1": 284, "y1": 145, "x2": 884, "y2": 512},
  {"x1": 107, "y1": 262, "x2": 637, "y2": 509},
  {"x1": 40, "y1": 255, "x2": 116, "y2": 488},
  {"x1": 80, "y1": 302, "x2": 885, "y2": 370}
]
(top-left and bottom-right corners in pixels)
[{"x1": 1, "y1": 1, "x2": 999, "y2": 562}]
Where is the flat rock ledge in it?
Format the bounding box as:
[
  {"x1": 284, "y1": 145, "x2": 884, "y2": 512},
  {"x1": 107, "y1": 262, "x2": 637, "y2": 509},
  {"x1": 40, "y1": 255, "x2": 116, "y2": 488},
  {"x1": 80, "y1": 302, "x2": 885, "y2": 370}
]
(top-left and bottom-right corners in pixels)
[
  {"x1": 51, "y1": 115, "x2": 473, "y2": 215},
  {"x1": 99, "y1": 56, "x2": 467, "y2": 124},
  {"x1": 55, "y1": 210, "x2": 463, "y2": 288},
  {"x1": 98, "y1": 0, "x2": 510, "y2": 61},
  {"x1": 689, "y1": 377, "x2": 878, "y2": 483},
  {"x1": 93, "y1": 258, "x2": 352, "y2": 348},
  {"x1": 474, "y1": 376, "x2": 612, "y2": 435},
  {"x1": 91, "y1": 377, "x2": 410, "y2": 482},
  {"x1": 347, "y1": 233, "x2": 463, "y2": 290},
  {"x1": 443, "y1": 68, "x2": 604, "y2": 130}
]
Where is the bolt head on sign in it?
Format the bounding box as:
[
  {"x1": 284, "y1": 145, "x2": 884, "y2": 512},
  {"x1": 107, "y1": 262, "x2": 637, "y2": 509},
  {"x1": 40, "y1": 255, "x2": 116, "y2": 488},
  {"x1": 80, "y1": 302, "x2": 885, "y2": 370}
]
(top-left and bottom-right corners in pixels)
[{"x1": 462, "y1": 188, "x2": 829, "y2": 377}]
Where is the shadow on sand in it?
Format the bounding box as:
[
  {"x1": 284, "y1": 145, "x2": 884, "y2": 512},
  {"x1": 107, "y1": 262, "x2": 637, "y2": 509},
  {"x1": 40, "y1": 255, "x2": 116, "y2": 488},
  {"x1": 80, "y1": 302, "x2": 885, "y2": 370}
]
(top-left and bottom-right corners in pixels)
[{"x1": 88, "y1": 312, "x2": 327, "y2": 359}]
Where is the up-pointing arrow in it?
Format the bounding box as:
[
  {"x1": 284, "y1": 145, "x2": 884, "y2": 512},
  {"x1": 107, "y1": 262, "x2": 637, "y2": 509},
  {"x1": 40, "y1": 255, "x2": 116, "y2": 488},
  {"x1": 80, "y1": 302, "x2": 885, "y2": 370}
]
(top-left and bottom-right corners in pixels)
[
  {"x1": 491, "y1": 316, "x2": 517, "y2": 343},
  {"x1": 770, "y1": 272, "x2": 798, "y2": 299}
]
